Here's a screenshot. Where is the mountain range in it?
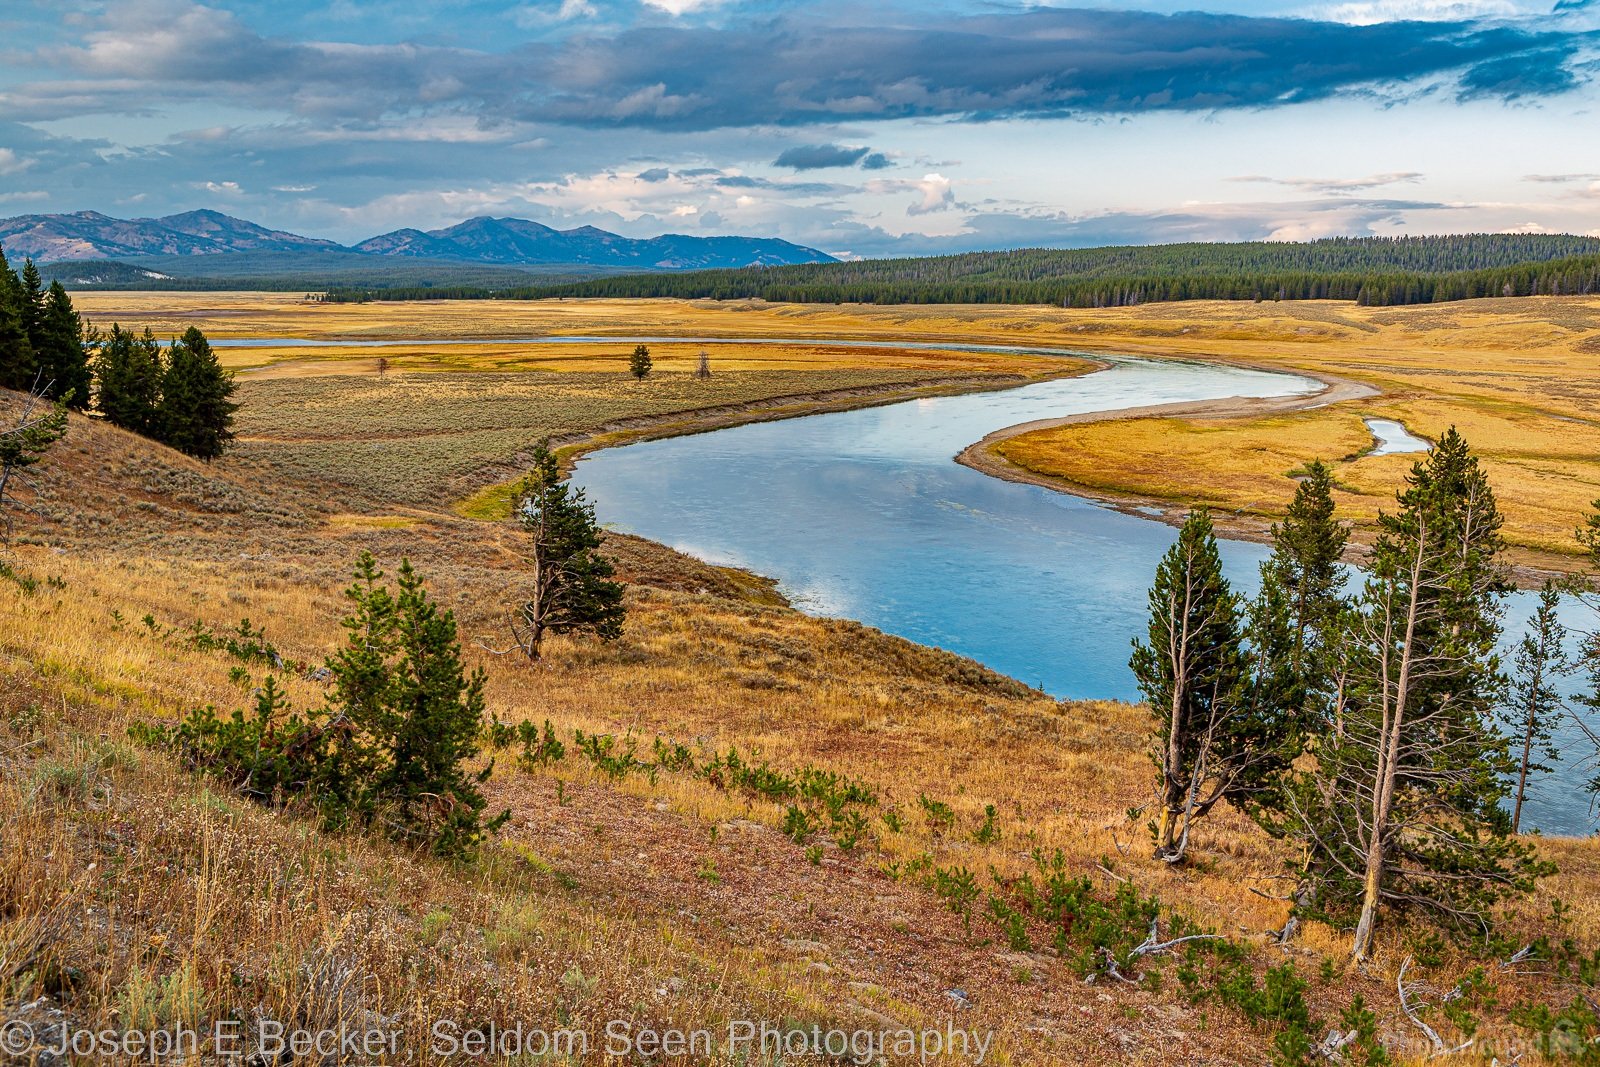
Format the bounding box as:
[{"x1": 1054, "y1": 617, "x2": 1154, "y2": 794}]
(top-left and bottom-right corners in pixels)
[{"x1": 0, "y1": 210, "x2": 834, "y2": 270}]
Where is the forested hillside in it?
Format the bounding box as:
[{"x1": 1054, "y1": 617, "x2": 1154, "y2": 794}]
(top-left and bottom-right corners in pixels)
[
  {"x1": 508, "y1": 235, "x2": 1600, "y2": 308},
  {"x1": 321, "y1": 234, "x2": 1600, "y2": 307}
]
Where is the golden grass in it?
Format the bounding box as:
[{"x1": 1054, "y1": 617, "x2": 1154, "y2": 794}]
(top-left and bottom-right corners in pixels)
[
  {"x1": 73, "y1": 293, "x2": 1600, "y2": 556},
  {"x1": 5, "y1": 293, "x2": 1599, "y2": 1063},
  {"x1": 9, "y1": 526, "x2": 1595, "y2": 1065}
]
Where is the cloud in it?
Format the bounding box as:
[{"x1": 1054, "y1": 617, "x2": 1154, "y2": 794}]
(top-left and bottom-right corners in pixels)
[
  {"x1": 773, "y1": 143, "x2": 871, "y2": 170},
  {"x1": 866, "y1": 174, "x2": 960, "y2": 216},
  {"x1": 8, "y1": 3, "x2": 1592, "y2": 131},
  {"x1": 1523, "y1": 172, "x2": 1600, "y2": 182},
  {"x1": 860, "y1": 152, "x2": 893, "y2": 171},
  {"x1": 1458, "y1": 47, "x2": 1584, "y2": 98},
  {"x1": 639, "y1": 0, "x2": 726, "y2": 14},
  {"x1": 512, "y1": 0, "x2": 597, "y2": 28},
  {"x1": 0, "y1": 148, "x2": 33, "y2": 176},
  {"x1": 1311, "y1": 0, "x2": 1521, "y2": 25},
  {"x1": 1229, "y1": 171, "x2": 1425, "y2": 193}
]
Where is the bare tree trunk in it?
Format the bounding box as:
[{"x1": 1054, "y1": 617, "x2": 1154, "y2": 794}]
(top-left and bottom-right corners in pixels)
[{"x1": 1351, "y1": 527, "x2": 1426, "y2": 961}]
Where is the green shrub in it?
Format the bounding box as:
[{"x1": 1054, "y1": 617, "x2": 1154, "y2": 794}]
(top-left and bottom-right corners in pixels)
[{"x1": 135, "y1": 554, "x2": 507, "y2": 858}]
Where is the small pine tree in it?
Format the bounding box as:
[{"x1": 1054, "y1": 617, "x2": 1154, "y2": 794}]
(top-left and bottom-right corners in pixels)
[
  {"x1": 506, "y1": 442, "x2": 626, "y2": 661},
  {"x1": 695, "y1": 349, "x2": 712, "y2": 379},
  {"x1": 94, "y1": 325, "x2": 163, "y2": 435},
  {"x1": 629, "y1": 344, "x2": 652, "y2": 380},
  {"x1": 145, "y1": 554, "x2": 508, "y2": 858},
  {"x1": 1132, "y1": 509, "x2": 1254, "y2": 862},
  {"x1": 0, "y1": 245, "x2": 38, "y2": 392},
  {"x1": 1504, "y1": 582, "x2": 1567, "y2": 834},
  {"x1": 328, "y1": 553, "x2": 505, "y2": 856},
  {"x1": 157, "y1": 326, "x2": 238, "y2": 460}
]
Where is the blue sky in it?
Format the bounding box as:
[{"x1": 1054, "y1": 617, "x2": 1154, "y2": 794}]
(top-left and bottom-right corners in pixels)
[{"x1": 1, "y1": 0, "x2": 1597, "y2": 256}]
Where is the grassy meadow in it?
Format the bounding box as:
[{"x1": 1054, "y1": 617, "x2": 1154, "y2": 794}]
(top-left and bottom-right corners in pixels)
[{"x1": 4, "y1": 293, "x2": 1600, "y2": 1064}]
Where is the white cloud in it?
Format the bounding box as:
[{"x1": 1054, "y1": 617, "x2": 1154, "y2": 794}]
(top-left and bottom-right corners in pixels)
[
  {"x1": 512, "y1": 0, "x2": 597, "y2": 27},
  {"x1": 1310, "y1": 0, "x2": 1522, "y2": 24},
  {"x1": 0, "y1": 148, "x2": 34, "y2": 176},
  {"x1": 866, "y1": 173, "x2": 959, "y2": 217},
  {"x1": 639, "y1": 0, "x2": 726, "y2": 15}
]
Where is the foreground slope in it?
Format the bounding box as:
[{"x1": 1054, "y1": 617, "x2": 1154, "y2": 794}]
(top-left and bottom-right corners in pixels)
[{"x1": 3, "y1": 319, "x2": 1598, "y2": 1064}]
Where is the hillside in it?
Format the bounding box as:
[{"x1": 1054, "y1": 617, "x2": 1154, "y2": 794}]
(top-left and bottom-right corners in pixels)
[
  {"x1": 5, "y1": 303, "x2": 1600, "y2": 1063},
  {"x1": 505, "y1": 234, "x2": 1600, "y2": 309}
]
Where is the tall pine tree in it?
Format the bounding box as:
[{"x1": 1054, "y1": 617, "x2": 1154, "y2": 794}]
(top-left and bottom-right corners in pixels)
[
  {"x1": 1132, "y1": 509, "x2": 1259, "y2": 862},
  {"x1": 1504, "y1": 582, "x2": 1567, "y2": 834},
  {"x1": 158, "y1": 326, "x2": 237, "y2": 460},
  {"x1": 94, "y1": 325, "x2": 163, "y2": 435},
  {"x1": 1574, "y1": 501, "x2": 1600, "y2": 811},
  {"x1": 35, "y1": 283, "x2": 92, "y2": 409},
  {"x1": 0, "y1": 245, "x2": 38, "y2": 392},
  {"x1": 1270, "y1": 429, "x2": 1548, "y2": 959}
]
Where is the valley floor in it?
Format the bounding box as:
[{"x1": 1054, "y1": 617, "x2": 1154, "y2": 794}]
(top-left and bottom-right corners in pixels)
[{"x1": 4, "y1": 294, "x2": 1599, "y2": 1064}]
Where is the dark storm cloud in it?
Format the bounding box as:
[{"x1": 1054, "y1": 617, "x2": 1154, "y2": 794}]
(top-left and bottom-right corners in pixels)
[
  {"x1": 773, "y1": 144, "x2": 871, "y2": 169},
  {"x1": 11, "y1": 2, "x2": 1594, "y2": 131}
]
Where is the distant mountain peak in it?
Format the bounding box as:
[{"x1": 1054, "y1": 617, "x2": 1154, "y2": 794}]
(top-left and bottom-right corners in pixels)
[{"x1": 0, "y1": 208, "x2": 836, "y2": 271}]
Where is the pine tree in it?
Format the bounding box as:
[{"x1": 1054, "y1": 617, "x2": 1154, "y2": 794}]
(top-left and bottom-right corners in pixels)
[
  {"x1": 0, "y1": 245, "x2": 38, "y2": 393},
  {"x1": 18, "y1": 260, "x2": 44, "y2": 351},
  {"x1": 94, "y1": 325, "x2": 163, "y2": 435},
  {"x1": 629, "y1": 343, "x2": 652, "y2": 380},
  {"x1": 326, "y1": 553, "x2": 506, "y2": 856},
  {"x1": 695, "y1": 349, "x2": 712, "y2": 379},
  {"x1": 1248, "y1": 460, "x2": 1351, "y2": 742},
  {"x1": 504, "y1": 442, "x2": 626, "y2": 661},
  {"x1": 1504, "y1": 582, "x2": 1567, "y2": 834},
  {"x1": 1574, "y1": 500, "x2": 1600, "y2": 810},
  {"x1": 1131, "y1": 509, "x2": 1258, "y2": 862},
  {"x1": 158, "y1": 326, "x2": 237, "y2": 460},
  {"x1": 1272, "y1": 429, "x2": 1548, "y2": 959},
  {"x1": 33, "y1": 283, "x2": 92, "y2": 409}
]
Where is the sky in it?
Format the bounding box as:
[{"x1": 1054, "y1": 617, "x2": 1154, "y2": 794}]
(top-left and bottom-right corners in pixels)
[{"x1": 1, "y1": 0, "x2": 1598, "y2": 257}]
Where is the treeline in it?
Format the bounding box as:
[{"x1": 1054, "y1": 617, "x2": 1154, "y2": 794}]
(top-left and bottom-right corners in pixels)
[
  {"x1": 95, "y1": 324, "x2": 238, "y2": 460},
  {"x1": 316, "y1": 234, "x2": 1600, "y2": 308},
  {"x1": 2, "y1": 242, "x2": 238, "y2": 461}
]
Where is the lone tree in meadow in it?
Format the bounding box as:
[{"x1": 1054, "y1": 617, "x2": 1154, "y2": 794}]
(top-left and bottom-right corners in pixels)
[
  {"x1": 158, "y1": 326, "x2": 238, "y2": 461},
  {"x1": 500, "y1": 441, "x2": 625, "y2": 661},
  {"x1": 0, "y1": 381, "x2": 69, "y2": 545},
  {"x1": 1268, "y1": 430, "x2": 1548, "y2": 960},
  {"x1": 629, "y1": 344, "x2": 652, "y2": 380},
  {"x1": 695, "y1": 349, "x2": 712, "y2": 379}
]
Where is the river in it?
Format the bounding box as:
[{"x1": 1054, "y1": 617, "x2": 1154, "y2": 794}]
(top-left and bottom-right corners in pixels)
[{"x1": 566, "y1": 345, "x2": 1598, "y2": 836}]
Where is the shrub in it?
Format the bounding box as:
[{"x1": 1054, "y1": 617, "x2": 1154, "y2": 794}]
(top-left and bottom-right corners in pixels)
[{"x1": 136, "y1": 553, "x2": 507, "y2": 858}]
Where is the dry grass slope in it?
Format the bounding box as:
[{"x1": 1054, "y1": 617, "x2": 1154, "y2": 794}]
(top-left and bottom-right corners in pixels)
[{"x1": 4, "y1": 295, "x2": 1599, "y2": 1064}]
